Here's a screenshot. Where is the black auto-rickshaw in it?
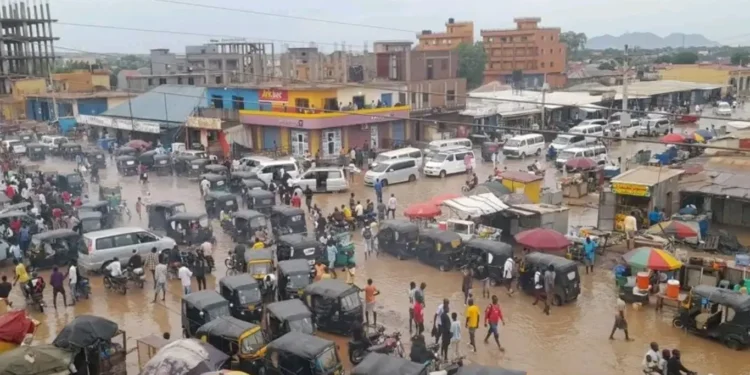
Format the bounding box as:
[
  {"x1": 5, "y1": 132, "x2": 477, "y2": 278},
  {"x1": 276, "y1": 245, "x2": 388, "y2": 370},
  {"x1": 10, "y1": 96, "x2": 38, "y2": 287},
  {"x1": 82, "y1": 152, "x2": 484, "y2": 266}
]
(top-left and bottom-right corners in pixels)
[
  {"x1": 302, "y1": 279, "x2": 363, "y2": 335},
  {"x1": 242, "y1": 178, "x2": 268, "y2": 193},
  {"x1": 415, "y1": 229, "x2": 465, "y2": 271},
  {"x1": 26, "y1": 142, "x2": 46, "y2": 161},
  {"x1": 166, "y1": 212, "x2": 215, "y2": 245},
  {"x1": 153, "y1": 154, "x2": 172, "y2": 176},
  {"x1": 204, "y1": 191, "x2": 239, "y2": 219},
  {"x1": 270, "y1": 206, "x2": 306, "y2": 237},
  {"x1": 352, "y1": 352, "x2": 428, "y2": 375},
  {"x1": 78, "y1": 200, "x2": 115, "y2": 229},
  {"x1": 245, "y1": 249, "x2": 275, "y2": 282},
  {"x1": 181, "y1": 290, "x2": 231, "y2": 338},
  {"x1": 230, "y1": 209, "x2": 269, "y2": 244},
  {"x1": 481, "y1": 141, "x2": 501, "y2": 162},
  {"x1": 76, "y1": 210, "x2": 103, "y2": 234},
  {"x1": 219, "y1": 274, "x2": 264, "y2": 323},
  {"x1": 61, "y1": 143, "x2": 83, "y2": 160},
  {"x1": 57, "y1": 172, "x2": 84, "y2": 196},
  {"x1": 147, "y1": 200, "x2": 187, "y2": 230},
  {"x1": 85, "y1": 149, "x2": 106, "y2": 168},
  {"x1": 19, "y1": 133, "x2": 35, "y2": 144},
  {"x1": 519, "y1": 252, "x2": 581, "y2": 305},
  {"x1": 465, "y1": 238, "x2": 513, "y2": 285},
  {"x1": 189, "y1": 158, "x2": 211, "y2": 178},
  {"x1": 200, "y1": 173, "x2": 228, "y2": 193},
  {"x1": 230, "y1": 171, "x2": 258, "y2": 193},
  {"x1": 671, "y1": 285, "x2": 750, "y2": 350},
  {"x1": 377, "y1": 220, "x2": 419, "y2": 260},
  {"x1": 28, "y1": 229, "x2": 85, "y2": 269},
  {"x1": 206, "y1": 164, "x2": 228, "y2": 176},
  {"x1": 116, "y1": 155, "x2": 138, "y2": 176},
  {"x1": 264, "y1": 332, "x2": 343, "y2": 375},
  {"x1": 196, "y1": 315, "x2": 267, "y2": 374},
  {"x1": 278, "y1": 259, "x2": 313, "y2": 300},
  {"x1": 264, "y1": 299, "x2": 315, "y2": 340},
  {"x1": 174, "y1": 153, "x2": 199, "y2": 176},
  {"x1": 138, "y1": 150, "x2": 157, "y2": 168},
  {"x1": 276, "y1": 234, "x2": 324, "y2": 267},
  {"x1": 245, "y1": 189, "x2": 275, "y2": 214},
  {"x1": 116, "y1": 146, "x2": 137, "y2": 157}
]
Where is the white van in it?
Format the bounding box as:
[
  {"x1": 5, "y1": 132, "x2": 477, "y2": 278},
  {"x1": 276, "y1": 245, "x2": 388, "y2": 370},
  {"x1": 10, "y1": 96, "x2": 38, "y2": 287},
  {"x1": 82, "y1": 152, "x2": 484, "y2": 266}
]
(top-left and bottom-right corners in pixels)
[
  {"x1": 549, "y1": 134, "x2": 586, "y2": 152},
  {"x1": 426, "y1": 138, "x2": 473, "y2": 153},
  {"x1": 364, "y1": 159, "x2": 420, "y2": 186},
  {"x1": 253, "y1": 158, "x2": 300, "y2": 185},
  {"x1": 502, "y1": 134, "x2": 545, "y2": 159},
  {"x1": 289, "y1": 167, "x2": 348, "y2": 192},
  {"x1": 569, "y1": 124, "x2": 604, "y2": 144},
  {"x1": 555, "y1": 145, "x2": 608, "y2": 169},
  {"x1": 370, "y1": 147, "x2": 423, "y2": 169},
  {"x1": 39, "y1": 135, "x2": 68, "y2": 151},
  {"x1": 79, "y1": 227, "x2": 177, "y2": 273},
  {"x1": 606, "y1": 119, "x2": 640, "y2": 138},
  {"x1": 423, "y1": 149, "x2": 476, "y2": 177},
  {"x1": 2, "y1": 139, "x2": 25, "y2": 155},
  {"x1": 638, "y1": 117, "x2": 673, "y2": 137}
]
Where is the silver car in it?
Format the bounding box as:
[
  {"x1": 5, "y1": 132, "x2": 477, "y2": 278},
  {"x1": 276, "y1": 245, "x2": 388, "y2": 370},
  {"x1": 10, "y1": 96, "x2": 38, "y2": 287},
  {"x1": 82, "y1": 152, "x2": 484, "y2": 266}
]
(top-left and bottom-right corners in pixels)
[
  {"x1": 364, "y1": 159, "x2": 419, "y2": 186},
  {"x1": 80, "y1": 227, "x2": 177, "y2": 273},
  {"x1": 289, "y1": 167, "x2": 348, "y2": 193}
]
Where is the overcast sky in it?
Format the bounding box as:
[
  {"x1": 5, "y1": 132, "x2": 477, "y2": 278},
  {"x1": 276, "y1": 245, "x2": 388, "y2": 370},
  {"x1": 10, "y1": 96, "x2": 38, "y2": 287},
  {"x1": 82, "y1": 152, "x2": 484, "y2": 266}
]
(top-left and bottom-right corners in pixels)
[{"x1": 51, "y1": 0, "x2": 750, "y2": 54}]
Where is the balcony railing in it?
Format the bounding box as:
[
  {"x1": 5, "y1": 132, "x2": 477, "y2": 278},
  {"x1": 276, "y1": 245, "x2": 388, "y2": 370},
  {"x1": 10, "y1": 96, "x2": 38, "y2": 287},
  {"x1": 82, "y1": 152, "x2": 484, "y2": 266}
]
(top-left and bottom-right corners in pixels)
[
  {"x1": 196, "y1": 107, "x2": 240, "y2": 122},
  {"x1": 238, "y1": 105, "x2": 412, "y2": 129},
  {"x1": 240, "y1": 105, "x2": 410, "y2": 119}
]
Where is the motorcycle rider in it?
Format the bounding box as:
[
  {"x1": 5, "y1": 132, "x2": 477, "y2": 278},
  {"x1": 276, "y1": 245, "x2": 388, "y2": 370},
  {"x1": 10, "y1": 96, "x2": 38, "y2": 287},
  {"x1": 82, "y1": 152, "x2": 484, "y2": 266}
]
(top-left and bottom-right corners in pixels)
[
  {"x1": 105, "y1": 257, "x2": 125, "y2": 286},
  {"x1": 233, "y1": 244, "x2": 247, "y2": 273},
  {"x1": 128, "y1": 249, "x2": 143, "y2": 270},
  {"x1": 532, "y1": 158, "x2": 543, "y2": 172}
]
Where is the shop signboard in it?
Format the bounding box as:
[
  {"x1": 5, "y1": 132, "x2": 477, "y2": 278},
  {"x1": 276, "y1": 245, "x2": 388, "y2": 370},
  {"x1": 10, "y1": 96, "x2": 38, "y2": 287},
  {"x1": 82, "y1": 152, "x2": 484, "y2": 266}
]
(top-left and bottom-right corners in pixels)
[
  {"x1": 186, "y1": 116, "x2": 221, "y2": 130},
  {"x1": 76, "y1": 115, "x2": 160, "y2": 134},
  {"x1": 259, "y1": 89, "x2": 288, "y2": 102},
  {"x1": 612, "y1": 182, "x2": 650, "y2": 197}
]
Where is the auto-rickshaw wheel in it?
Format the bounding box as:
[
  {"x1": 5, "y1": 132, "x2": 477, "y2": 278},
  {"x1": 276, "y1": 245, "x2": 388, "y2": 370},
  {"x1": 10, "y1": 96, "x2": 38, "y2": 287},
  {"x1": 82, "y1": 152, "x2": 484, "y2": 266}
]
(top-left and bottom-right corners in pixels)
[
  {"x1": 489, "y1": 279, "x2": 497, "y2": 287},
  {"x1": 671, "y1": 318, "x2": 683, "y2": 329},
  {"x1": 439, "y1": 264, "x2": 447, "y2": 272},
  {"x1": 725, "y1": 338, "x2": 742, "y2": 350},
  {"x1": 553, "y1": 295, "x2": 562, "y2": 306}
]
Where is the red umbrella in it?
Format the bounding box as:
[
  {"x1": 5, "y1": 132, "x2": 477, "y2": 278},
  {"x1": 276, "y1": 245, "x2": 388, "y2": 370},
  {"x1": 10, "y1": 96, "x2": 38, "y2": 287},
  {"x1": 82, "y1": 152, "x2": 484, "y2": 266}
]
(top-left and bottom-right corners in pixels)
[
  {"x1": 404, "y1": 203, "x2": 441, "y2": 219},
  {"x1": 515, "y1": 228, "x2": 571, "y2": 251},
  {"x1": 125, "y1": 139, "x2": 152, "y2": 150},
  {"x1": 430, "y1": 193, "x2": 460, "y2": 206},
  {"x1": 661, "y1": 133, "x2": 686, "y2": 144},
  {"x1": 565, "y1": 157, "x2": 597, "y2": 170}
]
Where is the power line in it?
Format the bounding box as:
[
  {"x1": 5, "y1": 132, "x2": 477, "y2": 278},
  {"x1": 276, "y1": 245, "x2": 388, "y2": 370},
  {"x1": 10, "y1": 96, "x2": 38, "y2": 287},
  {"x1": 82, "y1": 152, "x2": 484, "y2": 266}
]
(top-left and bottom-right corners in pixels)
[{"x1": 153, "y1": 0, "x2": 416, "y2": 33}]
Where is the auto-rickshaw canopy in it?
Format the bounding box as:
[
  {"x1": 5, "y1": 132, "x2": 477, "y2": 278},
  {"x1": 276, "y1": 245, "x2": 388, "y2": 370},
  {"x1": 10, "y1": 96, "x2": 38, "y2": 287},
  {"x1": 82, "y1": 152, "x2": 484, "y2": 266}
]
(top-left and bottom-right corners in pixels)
[
  {"x1": 278, "y1": 259, "x2": 311, "y2": 276},
  {"x1": 246, "y1": 189, "x2": 274, "y2": 201},
  {"x1": 692, "y1": 285, "x2": 750, "y2": 311},
  {"x1": 183, "y1": 291, "x2": 230, "y2": 316},
  {"x1": 205, "y1": 191, "x2": 238, "y2": 208},
  {"x1": 379, "y1": 219, "x2": 419, "y2": 235},
  {"x1": 154, "y1": 154, "x2": 171, "y2": 165},
  {"x1": 116, "y1": 146, "x2": 137, "y2": 156},
  {"x1": 304, "y1": 279, "x2": 358, "y2": 299},
  {"x1": 201, "y1": 173, "x2": 226, "y2": 183},
  {"x1": 267, "y1": 331, "x2": 334, "y2": 360},
  {"x1": 191, "y1": 158, "x2": 211, "y2": 167},
  {"x1": 465, "y1": 238, "x2": 512, "y2": 258},
  {"x1": 169, "y1": 212, "x2": 209, "y2": 225},
  {"x1": 266, "y1": 299, "x2": 312, "y2": 322},
  {"x1": 205, "y1": 164, "x2": 228, "y2": 174},
  {"x1": 196, "y1": 315, "x2": 259, "y2": 342},
  {"x1": 233, "y1": 209, "x2": 267, "y2": 224},
  {"x1": 61, "y1": 143, "x2": 82, "y2": 151},
  {"x1": 26, "y1": 142, "x2": 45, "y2": 152},
  {"x1": 245, "y1": 248, "x2": 273, "y2": 263},
  {"x1": 116, "y1": 155, "x2": 137, "y2": 164},
  {"x1": 220, "y1": 274, "x2": 260, "y2": 294},
  {"x1": 77, "y1": 210, "x2": 103, "y2": 232},
  {"x1": 242, "y1": 178, "x2": 267, "y2": 190},
  {"x1": 419, "y1": 228, "x2": 463, "y2": 250},
  {"x1": 352, "y1": 352, "x2": 428, "y2": 375},
  {"x1": 277, "y1": 234, "x2": 321, "y2": 252}
]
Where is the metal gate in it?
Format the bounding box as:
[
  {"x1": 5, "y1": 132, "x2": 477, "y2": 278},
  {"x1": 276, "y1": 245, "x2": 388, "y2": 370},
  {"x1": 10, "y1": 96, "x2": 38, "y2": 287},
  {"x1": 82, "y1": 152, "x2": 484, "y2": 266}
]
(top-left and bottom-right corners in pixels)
[{"x1": 598, "y1": 189, "x2": 616, "y2": 231}]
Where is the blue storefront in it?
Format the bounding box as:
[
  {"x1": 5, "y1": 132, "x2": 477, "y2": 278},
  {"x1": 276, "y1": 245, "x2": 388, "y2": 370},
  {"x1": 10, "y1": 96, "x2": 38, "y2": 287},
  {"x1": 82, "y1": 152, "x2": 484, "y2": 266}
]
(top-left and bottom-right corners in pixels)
[
  {"x1": 206, "y1": 87, "x2": 260, "y2": 111},
  {"x1": 26, "y1": 96, "x2": 111, "y2": 134}
]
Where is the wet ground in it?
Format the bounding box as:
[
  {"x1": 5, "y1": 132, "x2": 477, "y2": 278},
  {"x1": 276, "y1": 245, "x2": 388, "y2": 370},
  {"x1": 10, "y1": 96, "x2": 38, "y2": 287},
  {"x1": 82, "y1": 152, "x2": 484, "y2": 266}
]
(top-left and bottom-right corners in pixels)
[{"x1": 3, "y1": 110, "x2": 749, "y2": 374}]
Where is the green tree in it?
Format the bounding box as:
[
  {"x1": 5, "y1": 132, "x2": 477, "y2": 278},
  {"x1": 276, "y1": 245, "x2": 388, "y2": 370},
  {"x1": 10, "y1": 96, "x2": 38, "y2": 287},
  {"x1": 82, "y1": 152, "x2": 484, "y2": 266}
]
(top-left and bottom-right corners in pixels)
[
  {"x1": 731, "y1": 50, "x2": 750, "y2": 65},
  {"x1": 671, "y1": 51, "x2": 699, "y2": 64},
  {"x1": 560, "y1": 31, "x2": 588, "y2": 57},
  {"x1": 457, "y1": 41, "x2": 486, "y2": 90},
  {"x1": 654, "y1": 55, "x2": 672, "y2": 64},
  {"x1": 598, "y1": 62, "x2": 616, "y2": 70}
]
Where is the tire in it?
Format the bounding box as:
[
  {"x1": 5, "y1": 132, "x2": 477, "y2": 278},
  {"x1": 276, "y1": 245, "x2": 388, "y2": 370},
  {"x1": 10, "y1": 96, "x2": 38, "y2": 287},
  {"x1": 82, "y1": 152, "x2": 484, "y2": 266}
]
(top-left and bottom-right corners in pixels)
[
  {"x1": 439, "y1": 264, "x2": 447, "y2": 272},
  {"x1": 553, "y1": 295, "x2": 563, "y2": 306},
  {"x1": 489, "y1": 279, "x2": 497, "y2": 287},
  {"x1": 226, "y1": 268, "x2": 237, "y2": 276},
  {"x1": 439, "y1": 170, "x2": 446, "y2": 178},
  {"x1": 671, "y1": 318, "x2": 683, "y2": 329},
  {"x1": 349, "y1": 348, "x2": 366, "y2": 365},
  {"x1": 520, "y1": 152, "x2": 527, "y2": 159},
  {"x1": 535, "y1": 148, "x2": 541, "y2": 156},
  {"x1": 38, "y1": 304, "x2": 44, "y2": 313},
  {"x1": 725, "y1": 338, "x2": 742, "y2": 351},
  {"x1": 224, "y1": 258, "x2": 233, "y2": 268},
  {"x1": 381, "y1": 179, "x2": 388, "y2": 186},
  {"x1": 408, "y1": 174, "x2": 416, "y2": 182}
]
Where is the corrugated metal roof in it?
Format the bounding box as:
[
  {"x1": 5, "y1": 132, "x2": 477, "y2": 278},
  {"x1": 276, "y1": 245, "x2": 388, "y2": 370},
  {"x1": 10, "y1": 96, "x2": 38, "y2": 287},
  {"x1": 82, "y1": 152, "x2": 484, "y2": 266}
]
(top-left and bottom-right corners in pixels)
[
  {"x1": 611, "y1": 166, "x2": 684, "y2": 186},
  {"x1": 680, "y1": 171, "x2": 750, "y2": 199},
  {"x1": 102, "y1": 85, "x2": 207, "y2": 124}
]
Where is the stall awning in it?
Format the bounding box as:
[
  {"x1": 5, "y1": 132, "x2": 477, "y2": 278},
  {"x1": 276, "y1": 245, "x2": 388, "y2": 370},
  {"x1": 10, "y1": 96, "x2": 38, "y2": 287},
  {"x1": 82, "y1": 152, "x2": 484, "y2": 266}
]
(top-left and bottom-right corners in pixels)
[
  {"x1": 224, "y1": 124, "x2": 253, "y2": 148},
  {"x1": 441, "y1": 193, "x2": 510, "y2": 217},
  {"x1": 579, "y1": 104, "x2": 606, "y2": 112}
]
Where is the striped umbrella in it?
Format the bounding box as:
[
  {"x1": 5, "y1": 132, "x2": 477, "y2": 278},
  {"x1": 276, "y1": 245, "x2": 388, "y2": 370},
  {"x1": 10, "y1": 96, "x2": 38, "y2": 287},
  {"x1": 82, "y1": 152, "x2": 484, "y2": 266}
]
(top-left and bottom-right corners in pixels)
[{"x1": 622, "y1": 247, "x2": 682, "y2": 271}]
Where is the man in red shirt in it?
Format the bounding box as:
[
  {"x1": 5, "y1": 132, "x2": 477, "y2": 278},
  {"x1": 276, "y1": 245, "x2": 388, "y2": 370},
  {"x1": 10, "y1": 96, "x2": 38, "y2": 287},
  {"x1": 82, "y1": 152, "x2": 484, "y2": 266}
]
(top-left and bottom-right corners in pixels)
[
  {"x1": 413, "y1": 296, "x2": 425, "y2": 335},
  {"x1": 4, "y1": 185, "x2": 14, "y2": 199},
  {"x1": 61, "y1": 191, "x2": 71, "y2": 204},
  {"x1": 9, "y1": 218, "x2": 21, "y2": 234},
  {"x1": 483, "y1": 295, "x2": 506, "y2": 351},
  {"x1": 290, "y1": 192, "x2": 301, "y2": 208}
]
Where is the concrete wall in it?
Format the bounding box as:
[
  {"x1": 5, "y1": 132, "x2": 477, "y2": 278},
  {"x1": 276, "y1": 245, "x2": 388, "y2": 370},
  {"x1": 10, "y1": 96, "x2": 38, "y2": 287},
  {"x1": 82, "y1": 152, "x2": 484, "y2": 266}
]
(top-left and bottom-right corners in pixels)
[
  {"x1": 335, "y1": 86, "x2": 406, "y2": 107},
  {"x1": 660, "y1": 65, "x2": 730, "y2": 86},
  {"x1": 127, "y1": 75, "x2": 206, "y2": 92},
  {"x1": 206, "y1": 87, "x2": 260, "y2": 110},
  {"x1": 407, "y1": 78, "x2": 467, "y2": 109},
  {"x1": 77, "y1": 98, "x2": 108, "y2": 116}
]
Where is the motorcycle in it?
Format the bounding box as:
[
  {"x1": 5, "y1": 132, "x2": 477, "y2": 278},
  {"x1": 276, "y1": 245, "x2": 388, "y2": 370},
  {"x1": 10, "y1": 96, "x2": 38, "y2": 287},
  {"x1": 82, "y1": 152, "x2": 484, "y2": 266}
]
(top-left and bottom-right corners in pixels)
[
  {"x1": 75, "y1": 278, "x2": 91, "y2": 300},
  {"x1": 169, "y1": 251, "x2": 196, "y2": 279},
  {"x1": 429, "y1": 356, "x2": 465, "y2": 375},
  {"x1": 23, "y1": 280, "x2": 46, "y2": 313},
  {"x1": 103, "y1": 275, "x2": 127, "y2": 295},
  {"x1": 354, "y1": 330, "x2": 405, "y2": 364},
  {"x1": 527, "y1": 164, "x2": 544, "y2": 176},
  {"x1": 348, "y1": 326, "x2": 386, "y2": 365},
  {"x1": 126, "y1": 266, "x2": 146, "y2": 289},
  {"x1": 225, "y1": 251, "x2": 242, "y2": 276}
]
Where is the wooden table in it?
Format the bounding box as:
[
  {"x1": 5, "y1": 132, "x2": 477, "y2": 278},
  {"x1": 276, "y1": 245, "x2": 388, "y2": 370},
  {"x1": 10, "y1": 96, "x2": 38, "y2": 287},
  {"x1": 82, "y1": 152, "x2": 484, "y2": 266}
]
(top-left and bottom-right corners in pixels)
[{"x1": 655, "y1": 292, "x2": 687, "y2": 312}]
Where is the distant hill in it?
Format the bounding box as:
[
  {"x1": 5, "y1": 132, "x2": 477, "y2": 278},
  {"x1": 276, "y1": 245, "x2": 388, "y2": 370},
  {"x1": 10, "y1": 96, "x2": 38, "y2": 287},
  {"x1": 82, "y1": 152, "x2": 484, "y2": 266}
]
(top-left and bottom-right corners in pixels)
[{"x1": 587, "y1": 32, "x2": 720, "y2": 50}]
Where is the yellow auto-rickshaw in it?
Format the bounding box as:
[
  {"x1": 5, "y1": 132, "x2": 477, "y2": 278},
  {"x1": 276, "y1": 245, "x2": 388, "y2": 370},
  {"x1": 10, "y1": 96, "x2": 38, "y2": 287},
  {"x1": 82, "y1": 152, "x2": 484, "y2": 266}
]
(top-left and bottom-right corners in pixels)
[
  {"x1": 244, "y1": 248, "x2": 274, "y2": 282},
  {"x1": 196, "y1": 315, "x2": 267, "y2": 374}
]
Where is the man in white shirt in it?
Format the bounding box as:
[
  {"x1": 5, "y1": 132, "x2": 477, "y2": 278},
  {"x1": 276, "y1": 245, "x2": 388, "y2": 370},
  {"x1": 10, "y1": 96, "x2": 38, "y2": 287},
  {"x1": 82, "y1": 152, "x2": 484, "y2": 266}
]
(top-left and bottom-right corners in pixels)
[
  {"x1": 200, "y1": 241, "x2": 213, "y2": 257},
  {"x1": 354, "y1": 201, "x2": 364, "y2": 217},
  {"x1": 178, "y1": 265, "x2": 193, "y2": 295},
  {"x1": 387, "y1": 194, "x2": 397, "y2": 219},
  {"x1": 200, "y1": 178, "x2": 211, "y2": 197},
  {"x1": 37, "y1": 192, "x2": 46, "y2": 206},
  {"x1": 20, "y1": 187, "x2": 29, "y2": 200},
  {"x1": 432, "y1": 298, "x2": 449, "y2": 344},
  {"x1": 106, "y1": 258, "x2": 123, "y2": 278},
  {"x1": 10, "y1": 243, "x2": 21, "y2": 262},
  {"x1": 25, "y1": 177, "x2": 32, "y2": 189},
  {"x1": 642, "y1": 342, "x2": 661, "y2": 367},
  {"x1": 68, "y1": 263, "x2": 78, "y2": 303},
  {"x1": 503, "y1": 257, "x2": 515, "y2": 295}
]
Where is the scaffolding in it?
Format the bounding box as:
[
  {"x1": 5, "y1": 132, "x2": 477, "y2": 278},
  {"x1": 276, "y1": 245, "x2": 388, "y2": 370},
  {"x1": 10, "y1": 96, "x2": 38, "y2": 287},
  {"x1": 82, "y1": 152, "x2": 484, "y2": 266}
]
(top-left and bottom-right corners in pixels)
[{"x1": 0, "y1": 0, "x2": 57, "y2": 94}]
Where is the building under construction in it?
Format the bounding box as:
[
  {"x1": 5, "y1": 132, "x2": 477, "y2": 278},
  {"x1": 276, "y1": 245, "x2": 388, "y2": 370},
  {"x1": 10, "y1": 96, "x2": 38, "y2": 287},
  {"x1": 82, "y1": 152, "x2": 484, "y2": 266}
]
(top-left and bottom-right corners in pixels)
[{"x1": 0, "y1": 1, "x2": 57, "y2": 95}]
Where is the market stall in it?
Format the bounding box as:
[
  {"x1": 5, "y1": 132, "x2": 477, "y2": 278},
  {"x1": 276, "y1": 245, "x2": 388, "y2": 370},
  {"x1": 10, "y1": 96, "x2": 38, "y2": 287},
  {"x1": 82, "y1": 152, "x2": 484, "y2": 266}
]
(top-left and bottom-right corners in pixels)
[
  {"x1": 495, "y1": 171, "x2": 544, "y2": 203},
  {"x1": 607, "y1": 166, "x2": 684, "y2": 231}
]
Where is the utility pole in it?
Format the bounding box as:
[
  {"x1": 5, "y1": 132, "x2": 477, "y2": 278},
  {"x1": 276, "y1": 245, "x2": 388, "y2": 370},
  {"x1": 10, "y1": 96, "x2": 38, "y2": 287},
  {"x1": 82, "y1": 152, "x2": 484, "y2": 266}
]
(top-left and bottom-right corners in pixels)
[
  {"x1": 541, "y1": 73, "x2": 549, "y2": 130},
  {"x1": 620, "y1": 44, "x2": 630, "y2": 140}
]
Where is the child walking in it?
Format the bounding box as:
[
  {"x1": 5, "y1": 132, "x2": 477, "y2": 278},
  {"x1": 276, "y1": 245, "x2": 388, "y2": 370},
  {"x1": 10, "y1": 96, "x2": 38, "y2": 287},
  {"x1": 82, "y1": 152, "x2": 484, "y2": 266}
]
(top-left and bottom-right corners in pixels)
[{"x1": 450, "y1": 312, "x2": 461, "y2": 360}]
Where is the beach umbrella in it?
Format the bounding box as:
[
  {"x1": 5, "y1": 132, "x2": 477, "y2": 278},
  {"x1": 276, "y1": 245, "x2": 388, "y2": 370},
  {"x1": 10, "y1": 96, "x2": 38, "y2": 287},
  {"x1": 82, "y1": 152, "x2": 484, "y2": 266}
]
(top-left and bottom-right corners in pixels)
[
  {"x1": 430, "y1": 193, "x2": 460, "y2": 206},
  {"x1": 404, "y1": 203, "x2": 441, "y2": 219},
  {"x1": 693, "y1": 129, "x2": 713, "y2": 142},
  {"x1": 622, "y1": 247, "x2": 682, "y2": 271},
  {"x1": 646, "y1": 220, "x2": 699, "y2": 240},
  {"x1": 661, "y1": 133, "x2": 686, "y2": 144},
  {"x1": 565, "y1": 157, "x2": 598, "y2": 171},
  {"x1": 125, "y1": 139, "x2": 151, "y2": 150},
  {"x1": 515, "y1": 228, "x2": 571, "y2": 251}
]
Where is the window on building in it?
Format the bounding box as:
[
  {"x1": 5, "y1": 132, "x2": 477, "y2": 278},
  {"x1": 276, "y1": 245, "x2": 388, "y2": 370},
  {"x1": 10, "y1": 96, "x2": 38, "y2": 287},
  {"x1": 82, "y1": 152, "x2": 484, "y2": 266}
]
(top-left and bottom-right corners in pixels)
[
  {"x1": 147, "y1": 78, "x2": 153, "y2": 86},
  {"x1": 411, "y1": 92, "x2": 417, "y2": 106},
  {"x1": 232, "y1": 95, "x2": 244, "y2": 110},
  {"x1": 422, "y1": 92, "x2": 429, "y2": 104},
  {"x1": 540, "y1": 36, "x2": 544, "y2": 41},
  {"x1": 550, "y1": 62, "x2": 555, "y2": 68},
  {"x1": 211, "y1": 95, "x2": 223, "y2": 109},
  {"x1": 549, "y1": 49, "x2": 553, "y2": 54},
  {"x1": 500, "y1": 37, "x2": 507, "y2": 42},
  {"x1": 488, "y1": 37, "x2": 494, "y2": 42},
  {"x1": 399, "y1": 92, "x2": 407, "y2": 105},
  {"x1": 177, "y1": 78, "x2": 183, "y2": 84},
  {"x1": 215, "y1": 76, "x2": 222, "y2": 84},
  {"x1": 541, "y1": 62, "x2": 545, "y2": 68},
  {"x1": 441, "y1": 59, "x2": 448, "y2": 70},
  {"x1": 159, "y1": 78, "x2": 166, "y2": 85},
  {"x1": 446, "y1": 90, "x2": 455, "y2": 101},
  {"x1": 521, "y1": 36, "x2": 528, "y2": 41},
  {"x1": 188, "y1": 77, "x2": 195, "y2": 85}
]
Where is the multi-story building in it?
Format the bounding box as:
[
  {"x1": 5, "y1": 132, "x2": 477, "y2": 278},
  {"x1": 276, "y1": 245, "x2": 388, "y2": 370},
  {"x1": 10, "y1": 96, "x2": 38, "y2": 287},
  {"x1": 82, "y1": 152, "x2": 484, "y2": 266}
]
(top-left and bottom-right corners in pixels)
[
  {"x1": 658, "y1": 63, "x2": 750, "y2": 95},
  {"x1": 416, "y1": 18, "x2": 474, "y2": 51},
  {"x1": 52, "y1": 70, "x2": 111, "y2": 92},
  {"x1": 481, "y1": 17, "x2": 567, "y2": 89}
]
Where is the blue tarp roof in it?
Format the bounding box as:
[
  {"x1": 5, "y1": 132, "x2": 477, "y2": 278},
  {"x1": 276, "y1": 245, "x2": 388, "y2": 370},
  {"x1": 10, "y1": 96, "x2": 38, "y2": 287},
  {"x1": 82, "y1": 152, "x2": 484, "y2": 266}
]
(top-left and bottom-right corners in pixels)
[{"x1": 102, "y1": 85, "x2": 207, "y2": 124}]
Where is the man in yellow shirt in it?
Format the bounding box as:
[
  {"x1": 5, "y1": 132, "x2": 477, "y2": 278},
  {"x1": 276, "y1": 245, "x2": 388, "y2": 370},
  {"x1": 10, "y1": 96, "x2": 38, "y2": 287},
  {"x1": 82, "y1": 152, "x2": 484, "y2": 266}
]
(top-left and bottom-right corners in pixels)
[
  {"x1": 13, "y1": 260, "x2": 29, "y2": 296},
  {"x1": 464, "y1": 298, "x2": 480, "y2": 352},
  {"x1": 252, "y1": 238, "x2": 265, "y2": 250}
]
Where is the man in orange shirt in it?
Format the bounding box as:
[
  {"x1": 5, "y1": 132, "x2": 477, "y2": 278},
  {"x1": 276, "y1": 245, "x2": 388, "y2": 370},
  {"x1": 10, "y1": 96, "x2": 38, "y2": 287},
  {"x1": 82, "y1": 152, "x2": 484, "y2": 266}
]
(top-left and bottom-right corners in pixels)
[{"x1": 364, "y1": 278, "x2": 380, "y2": 326}]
